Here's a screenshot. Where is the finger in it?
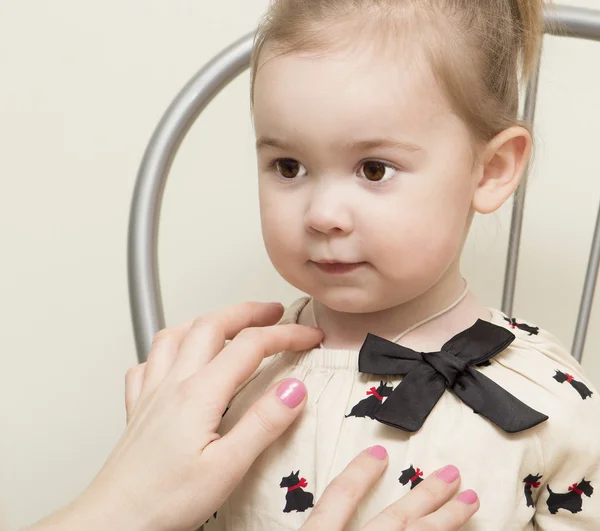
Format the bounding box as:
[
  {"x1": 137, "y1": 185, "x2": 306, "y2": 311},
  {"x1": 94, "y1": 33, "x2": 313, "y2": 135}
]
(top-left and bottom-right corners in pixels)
[
  {"x1": 125, "y1": 364, "x2": 146, "y2": 422},
  {"x1": 170, "y1": 302, "x2": 286, "y2": 381},
  {"x1": 361, "y1": 465, "x2": 462, "y2": 531},
  {"x1": 406, "y1": 490, "x2": 480, "y2": 531},
  {"x1": 202, "y1": 379, "x2": 308, "y2": 494},
  {"x1": 300, "y1": 446, "x2": 389, "y2": 531},
  {"x1": 141, "y1": 320, "x2": 194, "y2": 397},
  {"x1": 203, "y1": 324, "x2": 324, "y2": 400}
]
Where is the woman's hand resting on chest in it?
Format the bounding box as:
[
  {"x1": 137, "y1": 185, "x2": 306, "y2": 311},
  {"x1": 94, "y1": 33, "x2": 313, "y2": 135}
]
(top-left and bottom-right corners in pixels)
[{"x1": 301, "y1": 449, "x2": 479, "y2": 531}]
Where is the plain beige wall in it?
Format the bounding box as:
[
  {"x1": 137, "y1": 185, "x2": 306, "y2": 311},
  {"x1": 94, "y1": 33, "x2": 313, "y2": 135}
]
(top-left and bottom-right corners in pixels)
[{"x1": 1, "y1": 1, "x2": 599, "y2": 529}]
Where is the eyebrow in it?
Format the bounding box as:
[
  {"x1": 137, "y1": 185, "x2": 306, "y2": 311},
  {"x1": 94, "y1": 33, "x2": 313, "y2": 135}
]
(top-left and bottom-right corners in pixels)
[{"x1": 255, "y1": 137, "x2": 423, "y2": 153}]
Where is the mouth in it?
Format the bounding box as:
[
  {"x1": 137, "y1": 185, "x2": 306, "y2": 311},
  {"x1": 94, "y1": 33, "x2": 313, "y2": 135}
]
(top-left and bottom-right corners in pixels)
[{"x1": 311, "y1": 260, "x2": 367, "y2": 275}]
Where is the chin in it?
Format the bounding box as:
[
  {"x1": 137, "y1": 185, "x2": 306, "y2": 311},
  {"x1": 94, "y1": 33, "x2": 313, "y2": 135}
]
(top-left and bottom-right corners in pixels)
[
  {"x1": 307, "y1": 286, "x2": 399, "y2": 314},
  {"x1": 275, "y1": 264, "x2": 423, "y2": 314}
]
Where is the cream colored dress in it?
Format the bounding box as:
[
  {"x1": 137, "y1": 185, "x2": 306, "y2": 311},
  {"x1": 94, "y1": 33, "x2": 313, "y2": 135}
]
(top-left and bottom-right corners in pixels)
[{"x1": 206, "y1": 297, "x2": 600, "y2": 530}]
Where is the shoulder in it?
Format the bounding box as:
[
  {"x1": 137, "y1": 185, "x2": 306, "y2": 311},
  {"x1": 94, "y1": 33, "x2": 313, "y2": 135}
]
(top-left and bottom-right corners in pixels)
[
  {"x1": 483, "y1": 308, "x2": 600, "y2": 450},
  {"x1": 486, "y1": 308, "x2": 592, "y2": 384}
]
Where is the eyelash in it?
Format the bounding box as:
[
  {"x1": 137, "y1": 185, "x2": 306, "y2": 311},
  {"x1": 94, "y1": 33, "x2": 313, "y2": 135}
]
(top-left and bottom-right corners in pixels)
[{"x1": 267, "y1": 158, "x2": 401, "y2": 183}]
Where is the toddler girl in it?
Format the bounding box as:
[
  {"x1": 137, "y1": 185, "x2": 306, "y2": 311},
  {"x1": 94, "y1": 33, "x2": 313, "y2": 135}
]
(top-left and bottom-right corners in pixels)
[{"x1": 208, "y1": 0, "x2": 600, "y2": 528}]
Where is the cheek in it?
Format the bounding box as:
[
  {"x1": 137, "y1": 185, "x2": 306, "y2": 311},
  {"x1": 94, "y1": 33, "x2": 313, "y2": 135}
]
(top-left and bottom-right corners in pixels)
[
  {"x1": 259, "y1": 185, "x2": 301, "y2": 263},
  {"x1": 367, "y1": 211, "x2": 463, "y2": 268},
  {"x1": 365, "y1": 176, "x2": 472, "y2": 276}
]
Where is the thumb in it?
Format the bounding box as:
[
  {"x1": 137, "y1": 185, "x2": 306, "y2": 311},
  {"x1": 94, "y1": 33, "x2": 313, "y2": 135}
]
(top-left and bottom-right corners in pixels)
[{"x1": 205, "y1": 379, "x2": 307, "y2": 482}]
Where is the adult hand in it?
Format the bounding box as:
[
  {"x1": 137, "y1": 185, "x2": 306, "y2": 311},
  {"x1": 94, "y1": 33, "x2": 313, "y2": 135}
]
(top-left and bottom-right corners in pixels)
[
  {"x1": 29, "y1": 302, "x2": 323, "y2": 531},
  {"x1": 28, "y1": 301, "x2": 478, "y2": 531},
  {"x1": 301, "y1": 448, "x2": 479, "y2": 530}
]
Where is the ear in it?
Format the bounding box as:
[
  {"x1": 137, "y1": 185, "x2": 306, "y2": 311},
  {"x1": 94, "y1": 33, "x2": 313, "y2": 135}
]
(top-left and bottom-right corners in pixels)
[{"x1": 473, "y1": 126, "x2": 532, "y2": 215}]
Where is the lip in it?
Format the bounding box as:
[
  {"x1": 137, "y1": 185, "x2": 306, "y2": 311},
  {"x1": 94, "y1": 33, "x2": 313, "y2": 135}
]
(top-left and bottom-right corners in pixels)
[{"x1": 311, "y1": 261, "x2": 366, "y2": 275}]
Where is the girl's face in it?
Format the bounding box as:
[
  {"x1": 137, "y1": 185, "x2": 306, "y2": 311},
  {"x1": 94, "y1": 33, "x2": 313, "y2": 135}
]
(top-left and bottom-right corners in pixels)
[{"x1": 253, "y1": 41, "x2": 483, "y2": 314}]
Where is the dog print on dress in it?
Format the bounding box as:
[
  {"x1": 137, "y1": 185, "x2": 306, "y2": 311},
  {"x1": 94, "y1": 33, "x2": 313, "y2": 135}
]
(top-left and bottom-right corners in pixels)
[
  {"x1": 504, "y1": 317, "x2": 539, "y2": 336},
  {"x1": 399, "y1": 465, "x2": 425, "y2": 490},
  {"x1": 280, "y1": 471, "x2": 314, "y2": 513},
  {"x1": 523, "y1": 474, "x2": 543, "y2": 508},
  {"x1": 553, "y1": 370, "x2": 593, "y2": 400},
  {"x1": 546, "y1": 479, "x2": 594, "y2": 514},
  {"x1": 345, "y1": 381, "x2": 394, "y2": 420}
]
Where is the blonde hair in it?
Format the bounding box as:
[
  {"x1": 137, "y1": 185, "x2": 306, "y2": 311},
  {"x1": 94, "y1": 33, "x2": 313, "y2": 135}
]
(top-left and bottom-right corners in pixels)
[{"x1": 250, "y1": 0, "x2": 550, "y2": 146}]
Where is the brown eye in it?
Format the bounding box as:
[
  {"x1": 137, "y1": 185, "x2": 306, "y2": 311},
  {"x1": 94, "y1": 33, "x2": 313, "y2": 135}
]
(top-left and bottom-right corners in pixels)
[
  {"x1": 276, "y1": 159, "x2": 301, "y2": 179},
  {"x1": 363, "y1": 161, "x2": 386, "y2": 181}
]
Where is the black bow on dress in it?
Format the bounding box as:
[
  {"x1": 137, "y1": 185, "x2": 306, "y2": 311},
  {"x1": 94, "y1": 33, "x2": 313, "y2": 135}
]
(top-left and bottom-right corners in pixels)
[{"x1": 358, "y1": 319, "x2": 548, "y2": 433}]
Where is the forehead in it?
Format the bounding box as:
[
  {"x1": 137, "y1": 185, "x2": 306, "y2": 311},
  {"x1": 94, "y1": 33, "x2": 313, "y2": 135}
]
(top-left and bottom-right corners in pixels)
[{"x1": 252, "y1": 40, "x2": 453, "y2": 141}]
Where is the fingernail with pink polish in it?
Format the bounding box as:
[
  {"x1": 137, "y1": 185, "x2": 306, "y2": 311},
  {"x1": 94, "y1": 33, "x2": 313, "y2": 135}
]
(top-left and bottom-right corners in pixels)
[
  {"x1": 458, "y1": 490, "x2": 478, "y2": 504},
  {"x1": 368, "y1": 445, "x2": 388, "y2": 460},
  {"x1": 277, "y1": 379, "x2": 306, "y2": 409},
  {"x1": 436, "y1": 465, "x2": 460, "y2": 483}
]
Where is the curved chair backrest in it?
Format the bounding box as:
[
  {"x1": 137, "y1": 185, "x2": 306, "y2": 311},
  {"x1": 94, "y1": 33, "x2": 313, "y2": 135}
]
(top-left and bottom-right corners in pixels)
[{"x1": 128, "y1": 5, "x2": 600, "y2": 363}]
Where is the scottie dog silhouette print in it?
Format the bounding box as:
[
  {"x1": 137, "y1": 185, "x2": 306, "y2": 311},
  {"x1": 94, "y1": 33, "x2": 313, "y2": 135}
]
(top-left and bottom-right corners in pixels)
[
  {"x1": 553, "y1": 370, "x2": 593, "y2": 400},
  {"x1": 546, "y1": 479, "x2": 594, "y2": 514},
  {"x1": 399, "y1": 465, "x2": 424, "y2": 490},
  {"x1": 346, "y1": 381, "x2": 394, "y2": 419},
  {"x1": 504, "y1": 317, "x2": 539, "y2": 336},
  {"x1": 280, "y1": 471, "x2": 314, "y2": 513},
  {"x1": 523, "y1": 474, "x2": 542, "y2": 507}
]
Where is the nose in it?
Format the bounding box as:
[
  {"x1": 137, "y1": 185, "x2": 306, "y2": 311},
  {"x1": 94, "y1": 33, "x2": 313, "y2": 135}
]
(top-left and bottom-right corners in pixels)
[{"x1": 304, "y1": 180, "x2": 354, "y2": 236}]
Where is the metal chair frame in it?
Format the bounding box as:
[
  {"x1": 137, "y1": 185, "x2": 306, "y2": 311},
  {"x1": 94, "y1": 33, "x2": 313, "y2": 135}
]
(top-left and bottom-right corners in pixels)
[{"x1": 128, "y1": 5, "x2": 600, "y2": 363}]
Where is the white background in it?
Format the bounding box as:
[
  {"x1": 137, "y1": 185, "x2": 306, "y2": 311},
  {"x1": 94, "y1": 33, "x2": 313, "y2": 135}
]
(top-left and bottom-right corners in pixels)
[{"x1": 1, "y1": 0, "x2": 599, "y2": 528}]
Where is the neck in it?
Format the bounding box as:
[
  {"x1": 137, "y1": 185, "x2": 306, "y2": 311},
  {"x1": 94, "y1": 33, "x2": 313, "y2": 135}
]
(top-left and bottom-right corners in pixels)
[{"x1": 301, "y1": 268, "x2": 491, "y2": 351}]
